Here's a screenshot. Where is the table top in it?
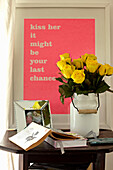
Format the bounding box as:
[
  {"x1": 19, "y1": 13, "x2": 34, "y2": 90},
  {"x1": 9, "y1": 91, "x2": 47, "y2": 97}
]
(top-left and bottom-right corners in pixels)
[{"x1": 1, "y1": 129, "x2": 113, "y2": 155}]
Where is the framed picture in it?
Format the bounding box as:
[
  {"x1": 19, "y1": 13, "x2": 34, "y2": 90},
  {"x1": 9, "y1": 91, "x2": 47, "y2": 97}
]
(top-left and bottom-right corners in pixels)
[
  {"x1": 14, "y1": 100, "x2": 52, "y2": 132},
  {"x1": 14, "y1": 1, "x2": 111, "y2": 130}
]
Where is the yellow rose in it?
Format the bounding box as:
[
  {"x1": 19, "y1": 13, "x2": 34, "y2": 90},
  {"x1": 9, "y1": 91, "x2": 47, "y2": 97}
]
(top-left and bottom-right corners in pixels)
[
  {"x1": 71, "y1": 70, "x2": 85, "y2": 84},
  {"x1": 71, "y1": 65, "x2": 75, "y2": 72},
  {"x1": 61, "y1": 65, "x2": 75, "y2": 79},
  {"x1": 86, "y1": 59, "x2": 99, "y2": 73},
  {"x1": 64, "y1": 58, "x2": 71, "y2": 64},
  {"x1": 86, "y1": 54, "x2": 97, "y2": 61},
  {"x1": 105, "y1": 64, "x2": 113, "y2": 75},
  {"x1": 81, "y1": 53, "x2": 88, "y2": 63},
  {"x1": 81, "y1": 53, "x2": 97, "y2": 63},
  {"x1": 60, "y1": 53, "x2": 70, "y2": 60},
  {"x1": 98, "y1": 64, "x2": 106, "y2": 76},
  {"x1": 72, "y1": 58, "x2": 83, "y2": 69},
  {"x1": 33, "y1": 101, "x2": 41, "y2": 109},
  {"x1": 57, "y1": 60, "x2": 67, "y2": 70}
]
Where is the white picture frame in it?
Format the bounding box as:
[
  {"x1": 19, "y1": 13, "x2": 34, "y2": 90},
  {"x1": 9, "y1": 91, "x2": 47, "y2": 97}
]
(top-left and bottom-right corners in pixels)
[
  {"x1": 14, "y1": 100, "x2": 52, "y2": 132},
  {"x1": 14, "y1": 1, "x2": 111, "y2": 130}
]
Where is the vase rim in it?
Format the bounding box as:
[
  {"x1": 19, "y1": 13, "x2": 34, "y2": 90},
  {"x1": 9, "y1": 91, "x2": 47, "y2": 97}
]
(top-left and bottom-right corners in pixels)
[{"x1": 73, "y1": 93, "x2": 97, "y2": 99}]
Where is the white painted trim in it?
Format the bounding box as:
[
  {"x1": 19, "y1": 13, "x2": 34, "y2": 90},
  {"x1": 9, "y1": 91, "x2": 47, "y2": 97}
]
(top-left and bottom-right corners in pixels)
[
  {"x1": 104, "y1": 4, "x2": 112, "y2": 130},
  {"x1": 105, "y1": 4, "x2": 111, "y2": 65},
  {"x1": 16, "y1": 1, "x2": 109, "y2": 8},
  {"x1": 15, "y1": 1, "x2": 111, "y2": 130}
]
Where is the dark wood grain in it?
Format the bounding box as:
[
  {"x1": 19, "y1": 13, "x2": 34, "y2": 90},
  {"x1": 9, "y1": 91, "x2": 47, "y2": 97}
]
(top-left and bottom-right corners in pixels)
[
  {"x1": 1, "y1": 129, "x2": 113, "y2": 154},
  {"x1": 0, "y1": 129, "x2": 113, "y2": 170}
]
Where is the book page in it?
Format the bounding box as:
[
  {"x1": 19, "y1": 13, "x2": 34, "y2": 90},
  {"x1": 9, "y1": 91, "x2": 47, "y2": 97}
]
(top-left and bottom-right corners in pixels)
[{"x1": 9, "y1": 122, "x2": 51, "y2": 150}]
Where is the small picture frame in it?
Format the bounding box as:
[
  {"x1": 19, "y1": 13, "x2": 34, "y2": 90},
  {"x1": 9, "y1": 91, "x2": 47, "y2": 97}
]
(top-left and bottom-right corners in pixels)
[{"x1": 14, "y1": 100, "x2": 52, "y2": 133}]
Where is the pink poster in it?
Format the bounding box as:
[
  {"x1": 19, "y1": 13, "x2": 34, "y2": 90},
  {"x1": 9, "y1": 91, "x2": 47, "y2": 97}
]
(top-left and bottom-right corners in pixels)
[{"x1": 24, "y1": 19, "x2": 95, "y2": 114}]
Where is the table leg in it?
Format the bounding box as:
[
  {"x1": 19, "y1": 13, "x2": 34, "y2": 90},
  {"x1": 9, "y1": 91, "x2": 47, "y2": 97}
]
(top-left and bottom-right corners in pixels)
[
  {"x1": 93, "y1": 153, "x2": 105, "y2": 170},
  {"x1": 19, "y1": 154, "x2": 29, "y2": 170}
]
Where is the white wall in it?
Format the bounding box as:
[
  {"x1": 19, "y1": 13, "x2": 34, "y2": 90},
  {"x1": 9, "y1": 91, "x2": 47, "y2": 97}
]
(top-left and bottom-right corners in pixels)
[{"x1": 15, "y1": 0, "x2": 113, "y2": 169}]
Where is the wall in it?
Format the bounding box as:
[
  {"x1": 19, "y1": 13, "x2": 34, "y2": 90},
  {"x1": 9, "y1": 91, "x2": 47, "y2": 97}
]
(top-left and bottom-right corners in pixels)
[{"x1": 15, "y1": 0, "x2": 113, "y2": 169}]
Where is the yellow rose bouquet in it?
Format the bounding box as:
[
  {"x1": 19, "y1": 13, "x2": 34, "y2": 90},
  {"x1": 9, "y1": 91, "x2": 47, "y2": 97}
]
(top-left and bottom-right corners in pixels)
[{"x1": 56, "y1": 53, "x2": 113, "y2": 104}]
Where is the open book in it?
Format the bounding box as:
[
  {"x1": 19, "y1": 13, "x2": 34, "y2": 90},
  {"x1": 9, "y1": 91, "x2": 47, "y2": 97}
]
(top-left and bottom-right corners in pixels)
[{"x1": 9, "y1": 122, "x2": 87, "y2": 151}]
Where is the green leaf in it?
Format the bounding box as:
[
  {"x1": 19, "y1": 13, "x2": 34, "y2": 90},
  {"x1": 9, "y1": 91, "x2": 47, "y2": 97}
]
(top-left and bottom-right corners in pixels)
[
  {"x1": 61, "y1": 76, "x2": 68, "y2": 81},
  {"x1": 96, "y1": 80, "x2": 110, "y2": 93},
  {"x1": 55, "y1": 77, "x2": 64, "y2": 83},
  {"x1": 84, "y1": 79, "x2": 91, "y2": 86},
  {"x1": 68, "y1": 79, "x2": 75, "y2": 87},
  {"x1": 76, "y1": 89, "x2": 88, "y2": 95},
  {"x1": 59, "y1": 85, "x2": 65, "y2": 96},
  {"x1": 59, "y1": 84, "x2": 74, "y2": 98},
  {"x1": 107, "y1": 89, "x2": 113, "y2": 93},
  {"x1": 60, "y1": 95, "x2": 64, "y2": 104},
  {"x1": 58, "y1": 73, "x2": 68, "y2": 81},
  {"x1": 96, "y1": 75, "x2": 103, "y2": 86}
]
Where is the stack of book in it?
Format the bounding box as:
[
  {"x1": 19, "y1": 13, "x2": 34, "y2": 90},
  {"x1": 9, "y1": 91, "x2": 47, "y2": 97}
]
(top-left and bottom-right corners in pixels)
[{"x1": 9, "y1": 122, "x2": 87, "y2": 152}]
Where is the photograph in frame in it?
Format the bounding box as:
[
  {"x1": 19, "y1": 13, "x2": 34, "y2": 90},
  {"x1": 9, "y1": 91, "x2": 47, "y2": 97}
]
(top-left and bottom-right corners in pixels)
[{"x1": 14, "y1": 100, "x2": 52, "y2": 133}]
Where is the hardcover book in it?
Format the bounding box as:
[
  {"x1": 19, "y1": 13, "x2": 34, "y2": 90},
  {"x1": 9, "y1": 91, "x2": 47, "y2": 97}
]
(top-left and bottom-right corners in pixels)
[
  {"x1": 45, "y1": 134, "x2": 87, "y2": 148},
  {"x1": 9, "y1": 122, "x2": 86, "y2": 151}
]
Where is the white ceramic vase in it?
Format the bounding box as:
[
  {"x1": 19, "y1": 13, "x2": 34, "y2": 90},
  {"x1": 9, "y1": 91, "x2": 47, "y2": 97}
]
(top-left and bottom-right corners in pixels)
[{"x1": 70, "y1": 93, "x2": 99, "y2": 137}]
